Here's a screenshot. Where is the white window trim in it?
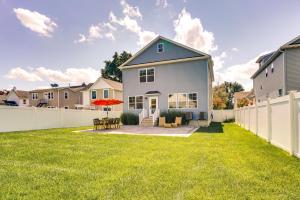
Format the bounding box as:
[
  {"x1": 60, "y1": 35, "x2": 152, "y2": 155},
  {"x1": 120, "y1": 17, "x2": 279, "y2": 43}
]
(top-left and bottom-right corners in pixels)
[
  {"x1": 103, "y1": 89, "x2": 109, "y2": 99},
  {"x1": 157, "y1": 43, "x2": 164, "y2": 53},
  {"x1": 128, "y1": 95, "x2": 144, "y2": 110},
  {"x1": 168, "y1": 92, "x2": 198, "y2": 109},
  {"x1": 32, "y1": 93, "x2": 38, "y2": 100},
  {"x1": 91, "y1": 90, "x2": 97, "y2": 100},
  {"x1": 44, "y1": 92, "x2": 54, "y2": 100},
  {"x1": 138, "y1": 68, "x2": 155, "y2": 83},
  {"x1": 64, "y1": 91, "x2": 69, "y2": 100}
]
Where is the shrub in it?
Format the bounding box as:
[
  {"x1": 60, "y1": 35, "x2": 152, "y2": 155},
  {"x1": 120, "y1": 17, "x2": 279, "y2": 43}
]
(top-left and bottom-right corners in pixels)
[
  {"x1": 160, "y1": 110, "x2": 188, "y2": 125},
  {"x1": 120, "y1": 112, "x2": 139, "y2": 125}
]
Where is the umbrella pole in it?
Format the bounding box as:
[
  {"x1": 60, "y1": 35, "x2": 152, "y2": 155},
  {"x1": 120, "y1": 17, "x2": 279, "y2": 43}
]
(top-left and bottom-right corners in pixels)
[{"x1": 106, "y1": 105, "x2": 108, "y2": 118}]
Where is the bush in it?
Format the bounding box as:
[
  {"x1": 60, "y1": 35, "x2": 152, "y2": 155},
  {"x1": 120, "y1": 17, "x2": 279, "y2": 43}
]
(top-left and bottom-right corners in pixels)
[
  {"x1": 120, "y1": 112, "x2": 139, "y2": 125},
  {"x1": 160, "y1": 110, "x2": 188, "y2": 125}
]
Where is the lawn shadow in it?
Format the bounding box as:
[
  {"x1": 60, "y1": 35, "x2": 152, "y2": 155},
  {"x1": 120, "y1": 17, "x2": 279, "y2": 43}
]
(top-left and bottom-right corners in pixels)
[{"x1": 196, "y1": 122, "x2": 224, "y2": 133}]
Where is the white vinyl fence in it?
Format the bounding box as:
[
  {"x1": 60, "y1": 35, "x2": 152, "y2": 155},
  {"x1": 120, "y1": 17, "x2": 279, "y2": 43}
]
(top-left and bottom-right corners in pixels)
[
  {"x1": 235, "y1": 91, "x2": 300, "y2": 157},
  {"x1": 0, "y1": 106, "x2": 121, "y2": 132},
  {"x1": 212, "y1": 109, "x2": 235, "y2": 122}
]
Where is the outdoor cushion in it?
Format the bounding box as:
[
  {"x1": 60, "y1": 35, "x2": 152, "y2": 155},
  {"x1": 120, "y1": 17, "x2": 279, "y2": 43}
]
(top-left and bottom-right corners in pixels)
[
  {"x1": 164, "y1": 123, "x2": 172, "y2": 128},
  {"x1": 159, "y1": 117, "x2": 166, "y2": 127}
]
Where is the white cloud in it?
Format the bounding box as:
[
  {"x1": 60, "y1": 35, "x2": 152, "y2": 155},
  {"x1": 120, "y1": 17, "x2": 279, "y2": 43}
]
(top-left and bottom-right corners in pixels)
[
  {"x1": 156, "y1": 0, "x2": 168, "y2": 8},
  {"x1": 5, "y1": 67, "x2": 43, "y2": 82},
  {"x1": 5, "y1": 67, "x2": 100, "y2": 85},
  {"x1": 120, "y1": 0, "x2": 142, "y2": 19},
  {"x1": 231, "y1": 47, "x2": 239, "y2": 52},
  {"x1": 13, "y1": 8, "x2": 57, "y2": 37},
  {"x1": 214, "y1": 52, "x2": 270, "y2": 90},
  {"x1": 75, "y1": 22, "x2": 116, "y2": 43},
  {"x1": 109, "y1": 0, "x2": 157, "y2": 47},
  {"x1": 173, "y1": 8, "x2": 217, "y2": 53},
  {"x1": 213, "y1": 52, "x2": 227, "y2": 71}
]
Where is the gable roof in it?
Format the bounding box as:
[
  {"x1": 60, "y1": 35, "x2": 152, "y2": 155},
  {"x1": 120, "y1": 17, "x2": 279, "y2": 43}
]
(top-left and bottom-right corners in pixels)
[
  {"x1": 251, "y1": 35, "x2": 300, "y2": 79},
  {"x1": 119, "y1": 35, "x2": 211, "y2": 69},
  {"x1": 85, "y1": 77, "x2": 122, "y2": 91}
]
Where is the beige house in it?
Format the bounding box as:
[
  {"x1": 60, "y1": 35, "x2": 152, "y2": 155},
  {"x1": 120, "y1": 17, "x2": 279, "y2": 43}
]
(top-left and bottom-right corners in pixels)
[
  {"x1": 29, "y1": 83, "x2": 92, "y2": 109},
  {"x1": 80, "y1": 77, "x2": 123, "y2": 111}
]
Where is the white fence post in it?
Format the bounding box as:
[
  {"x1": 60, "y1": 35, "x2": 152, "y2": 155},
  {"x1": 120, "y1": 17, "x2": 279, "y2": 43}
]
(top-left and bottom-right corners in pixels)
[
  {"x1": 267, "y1": 98, "x2": 272, "y2": 143},
  {"x1": 289, "y1": 92, "x2": 296, "y2": 155},
  {"x1": 255, "y1": 103, "x2": 258, "y2": 135}
]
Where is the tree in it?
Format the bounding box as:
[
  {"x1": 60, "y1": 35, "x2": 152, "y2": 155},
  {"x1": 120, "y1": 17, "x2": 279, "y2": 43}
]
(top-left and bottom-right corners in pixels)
[
  {"x1": 213, "y1": 81, "x2": 244, "y2": 109},
  {"x1": 224, "y1": 81, "x2": 244, "y2": 109},
  {"x1": 213, "y1": 84, "x2": 228, "y2": 110},
  {"x1": 101, "y1": 51, "x2": 132, "y2": 82}
]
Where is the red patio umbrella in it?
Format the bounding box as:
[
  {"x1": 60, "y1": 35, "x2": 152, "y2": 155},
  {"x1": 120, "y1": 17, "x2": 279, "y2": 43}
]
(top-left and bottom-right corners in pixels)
[{"x1": 92, "y1": 99, "x2": 123, "y2": 117}]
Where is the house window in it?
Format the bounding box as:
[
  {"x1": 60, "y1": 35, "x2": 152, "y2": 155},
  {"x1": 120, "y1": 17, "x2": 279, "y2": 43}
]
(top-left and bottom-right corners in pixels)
[
  {"x1": 32, "y1": 93, "x2": 38, "y2": 100},
  {"x1": 139, "y1": 68, "x2": 155, "y2": 83},
  {"x1": 188, "y1": 93, "x2": 198, "y2": 108},
  {"x1": 128, "y1": 96, "x2": 143, "y2": 110},
  {"x1": 168, "y1": 93, "x2": 197, "y2": 109},
  {"x1": 103, "y1": 89, "x2": 109, "y2": 99},
  {"x1": 23, "y1": 99, "x2": 27, "y2": 104},
  {"x1": 168, "y1": 94, "x2": 177, "y2": 108},
  {"x1": 157, "y1": 43, "x2": 164, "y2": 53},
  {"x1": 64, "y1": 91, "x2": 69, "y2": 99},
  {"x1": 46, "y1": 92, "x2": 54, "y2": 99},
  {"x1": 265, "y1": 68, "x2": 268, "y2": 77},
  {"x1": 278, "y1": 89, "x2": 283, "y2": 96},
  {"x1": 64, "y1": 106, "x2": 69, "y2": 109},
  {"x1": 104, "y1": 106, "x2": 112, "y2": 111},
  {"x1": 91, "y1": 90, "x2": 97, "y2": 100},
  {"x1": 178, "y1": 93, "x2": 187, "y2": 108},
  {"x1": 271, "y1": 64, "x2": 274, "y2": 73}
]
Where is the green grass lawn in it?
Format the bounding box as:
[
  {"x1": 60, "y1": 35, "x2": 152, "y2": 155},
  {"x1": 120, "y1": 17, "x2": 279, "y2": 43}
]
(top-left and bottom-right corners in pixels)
[{"x1": 1, "y1": 123, "x2": 300, "y2": 200}]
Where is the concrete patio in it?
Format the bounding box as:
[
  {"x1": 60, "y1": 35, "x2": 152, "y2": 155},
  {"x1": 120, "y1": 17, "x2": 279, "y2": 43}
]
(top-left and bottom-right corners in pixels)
[{"x1": 76, "y1": 125, "x2": 198, "y2": 137}]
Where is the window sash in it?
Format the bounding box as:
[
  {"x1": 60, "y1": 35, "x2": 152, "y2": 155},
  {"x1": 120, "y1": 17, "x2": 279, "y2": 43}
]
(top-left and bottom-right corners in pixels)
[
  {"x1": 64, "y1": 92, "x2": 68, "y2": 99},
  {"x1": 103, "y1": 89, "x2": 109, "y2": 99},
  {"x1": 168, "y1": 93, "x2": 197, "y2": 109},
  {"x1": 157, "y1": 43, "x2": 164, "y2": 53},
  {"x1": 91, "y1": 90, "x2": 97, "y2": 99},
  {"x1": 139, "y1": 68, "x2": 154, "y2": 83},
  {"x1": 128, "y1": 96, "x2": 143, "y2": 110}
]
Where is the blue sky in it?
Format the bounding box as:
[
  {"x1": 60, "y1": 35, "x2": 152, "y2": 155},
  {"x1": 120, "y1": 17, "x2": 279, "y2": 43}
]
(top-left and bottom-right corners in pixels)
[{"x1": 1, "y1": 0, "x2": 300, "y2": 90}]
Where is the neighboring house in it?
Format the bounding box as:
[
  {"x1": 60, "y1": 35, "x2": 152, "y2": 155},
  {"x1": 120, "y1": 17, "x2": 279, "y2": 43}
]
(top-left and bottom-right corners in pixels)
[
  {"x1": 29, "y1": 83, "x2": 92, "y2": 109},
  {"x1": 80, "y1": 77, "x2": 123, "y2": 111},
  {"x1": 0, "y1": 90, "x2": 8, "y2": 105},
  {"x1": 233, "y1": 90, "x2": 255, "y2": 109},
  {"x1": 119, "y1": 35, "x2": 214, "y2": 126},
  {"x1": 252, "y1": 35, "x2": 300, "y2": 102},
  {"x1": 5, "y1": 88, "x2": 29, "y2": 107}
]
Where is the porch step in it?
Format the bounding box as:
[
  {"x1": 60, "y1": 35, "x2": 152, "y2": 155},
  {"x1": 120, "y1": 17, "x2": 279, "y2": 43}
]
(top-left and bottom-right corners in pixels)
[{"x1": 140, "y1": 117, "x2": 154, "y2": 127}]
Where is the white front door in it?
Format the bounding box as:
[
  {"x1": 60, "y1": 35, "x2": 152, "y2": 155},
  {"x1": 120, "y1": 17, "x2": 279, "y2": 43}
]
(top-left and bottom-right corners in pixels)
[{"x1": 148, "y1": 96, "x2": 158, "y2": 117}]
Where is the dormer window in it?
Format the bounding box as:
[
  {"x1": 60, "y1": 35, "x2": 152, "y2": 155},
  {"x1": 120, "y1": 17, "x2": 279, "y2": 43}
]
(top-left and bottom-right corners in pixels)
[{"x1": 157, "y1": 43, "x2": 164, "y2": 53}]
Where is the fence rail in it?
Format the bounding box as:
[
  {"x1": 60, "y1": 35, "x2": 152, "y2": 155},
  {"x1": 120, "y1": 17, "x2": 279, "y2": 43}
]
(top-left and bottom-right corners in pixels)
[
  {"x1": 235, "y1": 91, "x2": 300, "y2": 157},
  {"x1": 0, "y1": 106, "x2": 121, "y2": 132}
]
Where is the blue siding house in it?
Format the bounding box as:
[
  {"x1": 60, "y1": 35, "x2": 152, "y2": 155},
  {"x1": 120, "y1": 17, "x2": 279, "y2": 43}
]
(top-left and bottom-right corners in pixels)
[{"x1": 119, "y1": 36, "x2": 214, "y2": 126}]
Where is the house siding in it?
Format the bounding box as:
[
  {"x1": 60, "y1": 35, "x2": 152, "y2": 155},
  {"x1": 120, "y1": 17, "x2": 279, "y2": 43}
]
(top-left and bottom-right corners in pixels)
[
  {"x1": 253, "y1": 53, "x2": 284, "y2": 102},
  {"x1": 286, "y1": 48, "x2": 300, "y2": 92},
  {"x1": 123, "y1": 59, "x2": 209, "y2": 119},
  {"x1": 126, "y1": 38, "x2": 202, "y2": 66}
]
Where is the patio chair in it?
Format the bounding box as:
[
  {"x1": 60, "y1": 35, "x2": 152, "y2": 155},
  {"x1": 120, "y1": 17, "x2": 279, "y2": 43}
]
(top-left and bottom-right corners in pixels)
[
  {"x1": 159, "y1": 117, "x2": 166, "y2": 127},
  {"x1": 115, "y1": 118, "x2": 121, "y2": 128},
  {"x1": 175, "y1": 117, "x2": 182, "y2": 126},
  {"x1": 108, "y1": 118, "x2": 115, "y2": 129},
  {"x1": 93, "y1": 118, "x2": 101, "y2": 130}
]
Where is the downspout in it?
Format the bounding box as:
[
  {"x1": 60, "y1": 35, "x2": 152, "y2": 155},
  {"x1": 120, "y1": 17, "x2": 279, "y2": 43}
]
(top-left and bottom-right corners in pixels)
[
  {"x1": 281, "y1": 49, "x2": 287, "y2": 95},
  {"x1": 58, "y1": 90, "x2": 60, "y2": 108}
]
